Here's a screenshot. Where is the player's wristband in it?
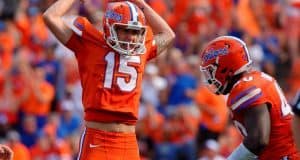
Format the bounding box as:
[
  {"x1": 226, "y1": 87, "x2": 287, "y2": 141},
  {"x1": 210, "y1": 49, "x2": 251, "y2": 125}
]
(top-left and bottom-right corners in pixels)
[
  {"x1": 292, "y1": 91, "x2": 300, "y2": 117},
  {"x1": 227, "y1": 143, "x2": 258, "y2": 160}
]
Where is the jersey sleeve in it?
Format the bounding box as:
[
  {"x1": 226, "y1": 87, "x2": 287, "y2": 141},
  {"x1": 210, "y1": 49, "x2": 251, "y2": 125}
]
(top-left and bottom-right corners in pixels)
[
  {"x1": 65, "y1": 16, "x2": 103, "y2": 53},
  {"x1": 65, "y1": 16, "x2": 86, "y2": 51},
  {"x1": 227, "y1": 76, "x2": 270, "y2": 112}
]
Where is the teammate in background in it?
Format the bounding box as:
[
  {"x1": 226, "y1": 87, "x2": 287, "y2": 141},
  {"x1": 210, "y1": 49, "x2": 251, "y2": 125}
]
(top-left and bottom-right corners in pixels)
[
  {"x1": 292, "y1": 91, "x2": 300, "y2": 151},
  {"x1": 0, "y1": 144, "x2": 13, "y2": 160},
  {"x1": 199, "y1": 36, "x2": 300, "y2": 160},
  {"x1": 43, "y1": 0, "x2": 175, "y2": 159}
]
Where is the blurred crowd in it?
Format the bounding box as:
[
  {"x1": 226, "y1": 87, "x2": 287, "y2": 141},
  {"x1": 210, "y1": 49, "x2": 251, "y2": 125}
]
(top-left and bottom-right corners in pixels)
[{"x1": 0, "y1": 0, "x2": 299, "y2": 160}]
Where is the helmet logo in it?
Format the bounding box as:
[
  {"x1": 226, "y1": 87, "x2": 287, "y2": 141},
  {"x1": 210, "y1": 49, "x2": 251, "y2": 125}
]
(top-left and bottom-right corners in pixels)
[
  {"x1": 105, "y1": 10, "x2": 123, "y2": 22},
  {"x1": 203, "y1": 47, "x2": 229, "y2": 62}
]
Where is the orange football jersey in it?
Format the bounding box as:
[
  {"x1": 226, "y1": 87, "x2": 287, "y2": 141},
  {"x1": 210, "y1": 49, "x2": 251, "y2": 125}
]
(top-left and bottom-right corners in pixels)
[
  {"x1": 66, "y1": 17, "x2": 157, "y2": 125},
  {"x1": 227, "y1": 71, "x2": 299, "y2": 160}
]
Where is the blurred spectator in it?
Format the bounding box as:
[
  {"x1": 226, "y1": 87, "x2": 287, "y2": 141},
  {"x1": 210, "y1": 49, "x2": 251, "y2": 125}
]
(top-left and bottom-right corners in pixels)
[
  {"x1": 27, "y1": 6, "x2": 50, "y2": 57},
  {"x1": 14, "y1": 0, "x2": 31, "y2": 47},
  {"x1": 236, "y1": 0, "x2": 262, "y2": 37},
  {"x1": 6, "y1": 130, "x2": 30, "y2": 160},
  {"x1": 30, "y1": 123, "x2": 72, "y2": 160},
  {"x1": 174, "y1": 22, "x2": 194, "y2": 55},
  {"x1": 167, "y1": 106, "x2": 198, "y2": 160},
  {"x1": 257, "y1": 23, "x2": 281, "y2": 65},
  {"x1": 19, "y1": 115, "x2": 38, "y2": 148},
  {"x1": 284, "y1": 0, "x2": 300, "y2": 60},
  {"x1": 153, "y1": 122, "x2": 178, "y2": 160},
  {"x1": 0, "y1": 71, "x2": 19, "y2": 126},
  {"x1": 286, "y1": 57, "x2": 300, "y2": 101},
  {"x1": 166, "y1": 0, "x2": 191, "y2": 29},
  {"x1": 0, "y1": 20, "x2": 16, "y2": 72},
  {"x1": 193, "y1": 86, "x2": 228, "y2": 154},
  {"x1": 142, "y1": 63, "x2": 167, "y2": 108},
  {"x1": 243, "y1": 33, "x2": 264, "y2": 71},
  {"x1": 19, "y1": 62, "x2": 54, "y2": 129},
  {"x1": 210, "y1": 0, "x2": 234, "y2": 30},
  {"x1": 167, "y1": 57, "x2": 197, "y2": 109},
  {"x1": 228, "y1": 10, "x2": 244, "y2": 39},
  {"x1": 147, "y1": 0, "x2": 169, "y2": 20},
  {"x1": 59, "y1": 55, "x2": 83, "y2": 113},
  {"x1": 36, "y1": 43, "x2": 65, "y2": 111},
  {"x1": 63, "y1": 132, "x2": 81, "y2": 159},
  {"x1": 137, "y1": 103, "x2": 161, "y2": 159},
  {"x1": 57, "y1": 96, "x2": 82, "y2": 138}
]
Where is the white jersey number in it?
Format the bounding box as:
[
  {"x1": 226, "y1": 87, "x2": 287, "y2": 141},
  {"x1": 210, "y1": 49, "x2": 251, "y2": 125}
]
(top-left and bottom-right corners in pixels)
[
  {"x1": 274, "y1": 83, "x2": 292, "y2": 116},
  {"x1": 261, "y1": 73, "x2": 292, "y2": 116},
  {"x1": 104, "y1": 52, "x2": 140, "y2": 92}
]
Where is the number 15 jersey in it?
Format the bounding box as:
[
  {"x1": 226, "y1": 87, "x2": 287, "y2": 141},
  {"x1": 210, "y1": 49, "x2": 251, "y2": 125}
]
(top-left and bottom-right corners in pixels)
[
  {"x1": 65, "y1": 16, "x2": 157, "y2": 125},
  {"x1": 227, "y1": 71, "x2": 300, "y2": 160}
]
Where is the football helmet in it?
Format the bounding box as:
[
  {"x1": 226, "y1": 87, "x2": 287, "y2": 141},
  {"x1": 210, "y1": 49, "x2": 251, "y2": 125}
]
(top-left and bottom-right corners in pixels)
[
  {"x1": 103, "y1": 1, "x2": 147, "y2": 56},
  {"x1": 199, "y1": 36, "x2": 252, "y2": 94}
]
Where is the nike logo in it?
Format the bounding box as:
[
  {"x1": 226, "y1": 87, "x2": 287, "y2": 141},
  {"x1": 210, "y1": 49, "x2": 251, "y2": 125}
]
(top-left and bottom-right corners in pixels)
[{"x1": 89, "y1": 144, "x2": 101, "y2": 148}]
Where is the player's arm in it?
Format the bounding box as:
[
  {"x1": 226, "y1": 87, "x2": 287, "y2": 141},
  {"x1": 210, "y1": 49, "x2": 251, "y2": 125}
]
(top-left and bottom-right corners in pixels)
[
  {"x1": 131, "y1": 0, "x2": 175, "y2": 55},
  {"x1": 228, "y1": 104, "x2": 270, "y2": 160},
  {"x1": 293, "y1": 116, "x2": 300, "y2": 151},
  {"x1": 43, "y1": 0, "x2": 80, "y2": 44}
]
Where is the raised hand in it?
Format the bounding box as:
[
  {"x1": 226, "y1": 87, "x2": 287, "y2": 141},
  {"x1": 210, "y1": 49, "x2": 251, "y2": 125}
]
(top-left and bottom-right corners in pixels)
[{"x1": 0, "y1": 145, "x2": 13, "y2": 160}]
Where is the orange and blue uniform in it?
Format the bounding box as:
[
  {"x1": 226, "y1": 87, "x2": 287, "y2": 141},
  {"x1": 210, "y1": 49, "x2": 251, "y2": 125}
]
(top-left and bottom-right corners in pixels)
[
  {"x1": 66, "y1": 16, "x2": 157, "y2": 160},
  {"x1": 228, "y1": 71, "x2": 300, "y2": 160}
]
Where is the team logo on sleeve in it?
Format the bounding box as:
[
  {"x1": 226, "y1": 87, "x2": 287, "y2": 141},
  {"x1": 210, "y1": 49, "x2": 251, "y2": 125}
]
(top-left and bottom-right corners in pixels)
[{"x1": 73, "y1": 20, "x2": 84, "y2": 31}]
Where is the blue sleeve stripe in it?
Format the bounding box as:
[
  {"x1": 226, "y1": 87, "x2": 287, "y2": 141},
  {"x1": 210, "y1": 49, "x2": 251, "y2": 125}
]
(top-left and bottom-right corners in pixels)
[
  {"x1": 229, "y1": 86, "x2": 257, "y2": 106},
  {"x1": 235, "y1": 92, "x2": 263, "y2": 111},
  {"x1": 230, "y1": 88, "x2": 262, "y2": 110}
]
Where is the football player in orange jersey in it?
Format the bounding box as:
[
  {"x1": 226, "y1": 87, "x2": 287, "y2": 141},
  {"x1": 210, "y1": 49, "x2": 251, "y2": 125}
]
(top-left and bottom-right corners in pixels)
[
  {"x1": 43, "y1": 0, "x2": 175, "y2": 159},
  {"x1": 199, "y1": 36, "x2": 300, "y2": 160},
  {"x1": 0, "y1": 144, "x2": 13, "y2": 160}
]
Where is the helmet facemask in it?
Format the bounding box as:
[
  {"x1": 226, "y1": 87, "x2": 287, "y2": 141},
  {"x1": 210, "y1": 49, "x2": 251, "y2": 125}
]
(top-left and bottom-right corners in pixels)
[
  {"x1": 200, "y1": 64, "x2": 228, "y2": 95},
  {"x1": 106, "y1": 21, "x2": 146, "y2": 56}
]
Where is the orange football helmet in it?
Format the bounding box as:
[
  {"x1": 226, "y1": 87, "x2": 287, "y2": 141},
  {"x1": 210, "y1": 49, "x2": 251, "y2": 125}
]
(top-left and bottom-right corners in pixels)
[
  {"x1": 199, "y1": 36, "x2": 252, "y2": 94},
  {"x1": 103, "y1": 1, "x2": 147, "y2": 56}
]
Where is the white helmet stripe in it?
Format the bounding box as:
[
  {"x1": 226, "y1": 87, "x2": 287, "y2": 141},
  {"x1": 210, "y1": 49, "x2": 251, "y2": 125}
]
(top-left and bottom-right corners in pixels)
[{"x1": 127, "y1": 1, "x2": 138, "y2": 22}]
